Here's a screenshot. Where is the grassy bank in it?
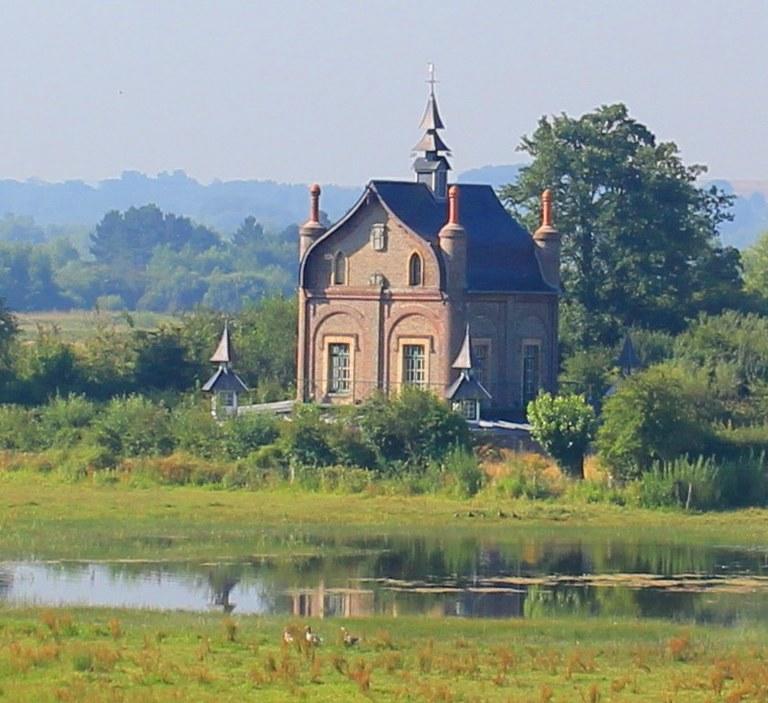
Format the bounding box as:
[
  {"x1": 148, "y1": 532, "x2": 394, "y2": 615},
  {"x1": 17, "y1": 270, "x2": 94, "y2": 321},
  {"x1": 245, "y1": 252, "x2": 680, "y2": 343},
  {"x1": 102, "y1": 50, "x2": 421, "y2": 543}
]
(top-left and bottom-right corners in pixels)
[
  {"x1": 1, "y1": 473, "x2": 768, "y2": 561},
  {"x1": 0, "y1": 607, "x2": 765, "y2": 702}
]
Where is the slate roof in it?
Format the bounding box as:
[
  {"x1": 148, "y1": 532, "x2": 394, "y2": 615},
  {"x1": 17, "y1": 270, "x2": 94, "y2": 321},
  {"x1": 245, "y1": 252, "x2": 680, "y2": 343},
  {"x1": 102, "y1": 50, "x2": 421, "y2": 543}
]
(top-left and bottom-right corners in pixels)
[
  {"x1": 446, "y1": 371, "x2": 492, "y2": 402},
  {"x1": 369, "y1": 180, "x2": 555, "y2": 293},
  {"x1": 202, "y1": 366, "x2": 249, "y2": 393}
]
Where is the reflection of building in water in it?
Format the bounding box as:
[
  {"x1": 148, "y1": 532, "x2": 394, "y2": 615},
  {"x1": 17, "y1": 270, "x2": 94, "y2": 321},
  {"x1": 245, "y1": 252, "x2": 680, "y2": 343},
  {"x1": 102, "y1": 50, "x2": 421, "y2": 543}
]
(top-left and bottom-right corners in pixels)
[
  {"x1": 286, "y1": 580, "x2": 374, "y2": 618},
  {"x1": 0, "y1": 568, "x2": 11, "y2": 599}
]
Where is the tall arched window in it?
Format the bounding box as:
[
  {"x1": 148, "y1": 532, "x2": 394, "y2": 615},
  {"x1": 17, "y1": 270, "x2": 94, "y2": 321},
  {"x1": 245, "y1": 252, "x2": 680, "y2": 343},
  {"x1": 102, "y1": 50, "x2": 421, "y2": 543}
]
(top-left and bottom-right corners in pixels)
[
  {"x1": 408, "y1": 252, "x2": 422, "y2": 286},
  {"x1": 333, "y1": 251, "x2": 347, "y2": 285}
]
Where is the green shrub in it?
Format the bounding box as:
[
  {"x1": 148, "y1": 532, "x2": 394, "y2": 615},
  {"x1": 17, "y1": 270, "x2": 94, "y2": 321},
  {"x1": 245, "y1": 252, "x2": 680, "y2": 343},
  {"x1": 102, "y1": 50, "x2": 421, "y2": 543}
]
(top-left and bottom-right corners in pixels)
[
  {"x1": 220, "y1": 412, "x2": 280, "y2": 460},
  {"x1": 359, "y1": 388, "x2": 470, "y2": 471},
  {"x1": 0, "y1": 405, "x2": 41, "y2": 451},
  {"x1": 279, "y1": 405, "x2": 334, "y2": 467},
  {"x1": 170, "y1": 401, "x2": 221, "y2": 459},
  {"x1": 715, "y1": 453, "x2": 767, "y2": 507},
  {"x1": 565, "y1": 479, "x2": 626, "y2": 506},
  {"x1": 93, "y1": 395, "x2": 174, "y2": 458},
  {"x1": 38, "y1": 394, "x2": 97, "y2": 448},
  {"x1": 527, "y1": 393, "x2": 596, "y2": 479},
  {"x1": 596, "y1": 365, "x2": 712, "y2": 481}
]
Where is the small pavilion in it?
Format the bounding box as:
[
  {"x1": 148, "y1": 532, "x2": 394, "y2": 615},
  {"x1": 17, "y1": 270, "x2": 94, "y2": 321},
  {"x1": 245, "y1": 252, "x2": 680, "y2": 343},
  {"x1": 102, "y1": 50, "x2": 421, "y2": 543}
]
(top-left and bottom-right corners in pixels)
[
  {"x1": 446, "y1": 325, "x2": 492, "y2": 422},
  {"x1": 202, "y1": 323, "x2": 249, "y2": 418}
]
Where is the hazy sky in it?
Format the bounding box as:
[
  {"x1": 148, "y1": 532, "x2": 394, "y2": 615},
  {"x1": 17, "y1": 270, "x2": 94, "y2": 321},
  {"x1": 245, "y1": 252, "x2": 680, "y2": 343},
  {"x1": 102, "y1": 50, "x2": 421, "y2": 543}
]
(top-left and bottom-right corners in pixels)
[{"x1": 1, "y1": 0, "x2": 766, "y2": 186}]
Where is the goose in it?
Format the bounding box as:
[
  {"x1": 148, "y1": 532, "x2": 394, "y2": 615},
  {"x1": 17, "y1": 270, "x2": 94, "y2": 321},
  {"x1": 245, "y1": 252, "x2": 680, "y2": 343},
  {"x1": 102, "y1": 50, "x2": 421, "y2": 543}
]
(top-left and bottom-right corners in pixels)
[
  {"x1": 304, "y1": 625, "x2": 322, "y2": 646},
  {"x1": 340, "y1": 626, "x2": 359, "y2": 647},
  {"x1": 282, "y1": 627, "x2": 294, "y2": 645}
]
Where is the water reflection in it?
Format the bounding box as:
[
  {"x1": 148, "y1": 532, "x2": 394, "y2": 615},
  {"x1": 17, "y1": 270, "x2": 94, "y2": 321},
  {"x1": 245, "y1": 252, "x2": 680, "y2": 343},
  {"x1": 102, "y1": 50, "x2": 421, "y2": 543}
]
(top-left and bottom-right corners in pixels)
[{"x1": 2, "y1": 536, "x2": 768, "y2": 624}]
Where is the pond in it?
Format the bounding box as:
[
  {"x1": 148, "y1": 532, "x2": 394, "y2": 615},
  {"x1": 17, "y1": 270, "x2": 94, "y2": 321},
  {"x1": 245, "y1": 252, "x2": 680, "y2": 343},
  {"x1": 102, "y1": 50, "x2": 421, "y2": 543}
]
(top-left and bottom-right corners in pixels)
[{"x1": 2, "y1": 535, "x2": 768, "y2": 623}]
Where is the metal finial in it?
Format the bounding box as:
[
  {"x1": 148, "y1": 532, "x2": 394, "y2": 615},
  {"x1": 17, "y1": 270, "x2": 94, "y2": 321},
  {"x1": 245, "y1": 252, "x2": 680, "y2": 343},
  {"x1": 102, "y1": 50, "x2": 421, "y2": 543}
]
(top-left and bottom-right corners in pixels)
[{"x1": 427, "y1": 63, "x2": 438, "y2": 94}]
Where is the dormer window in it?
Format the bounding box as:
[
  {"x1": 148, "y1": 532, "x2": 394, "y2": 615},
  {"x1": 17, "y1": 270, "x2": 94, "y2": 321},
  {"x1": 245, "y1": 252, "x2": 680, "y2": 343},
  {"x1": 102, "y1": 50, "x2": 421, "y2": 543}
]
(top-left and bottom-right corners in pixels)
[
  {"x1": 332, "y1": 251, "x2": 347, "y2": 285},
  {"x1": 408, "y1": 252, "x2": 423, "y2": 286},
  {"x1": 370, "y1": 224, "x2": 386, "y2": 251}
]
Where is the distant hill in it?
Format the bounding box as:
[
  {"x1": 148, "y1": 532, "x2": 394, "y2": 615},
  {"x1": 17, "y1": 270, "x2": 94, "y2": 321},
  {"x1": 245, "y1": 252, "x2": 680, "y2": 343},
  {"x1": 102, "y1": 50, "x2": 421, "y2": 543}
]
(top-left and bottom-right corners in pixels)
[
  {"x1": 0, "y1": 171, "x2": 360, "y2": 234},
  {"x1": 0, "y1": 166, "x2": 764, "y2": 247}
]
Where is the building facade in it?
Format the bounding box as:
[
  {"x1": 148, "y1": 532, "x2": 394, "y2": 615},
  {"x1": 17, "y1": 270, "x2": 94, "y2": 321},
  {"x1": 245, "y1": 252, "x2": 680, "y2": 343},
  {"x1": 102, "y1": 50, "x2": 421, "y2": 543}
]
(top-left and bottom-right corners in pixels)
[{"x1": 297, "y1": 84, "x2": 560, "y2": 417}]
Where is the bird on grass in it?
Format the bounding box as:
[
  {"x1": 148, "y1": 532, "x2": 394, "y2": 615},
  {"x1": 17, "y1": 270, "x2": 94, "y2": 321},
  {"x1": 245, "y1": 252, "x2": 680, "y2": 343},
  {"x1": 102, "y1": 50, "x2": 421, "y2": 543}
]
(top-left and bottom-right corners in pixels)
[
  {"x1": 282, "y1": 627, "x2": 294, "y2": 645},
  {"x1": 340, "y1": 626, "x2": 359, "y2": 647},
  {"x1": 304, "y1": 625, "x2": 322, "y2": 646}
]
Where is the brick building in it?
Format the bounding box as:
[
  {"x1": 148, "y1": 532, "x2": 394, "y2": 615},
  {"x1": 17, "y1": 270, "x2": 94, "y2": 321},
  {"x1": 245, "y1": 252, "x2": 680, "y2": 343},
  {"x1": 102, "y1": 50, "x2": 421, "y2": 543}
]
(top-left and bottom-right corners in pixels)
[{"x1": 296, "y1": 82, "x2": 560, "y2": 418}]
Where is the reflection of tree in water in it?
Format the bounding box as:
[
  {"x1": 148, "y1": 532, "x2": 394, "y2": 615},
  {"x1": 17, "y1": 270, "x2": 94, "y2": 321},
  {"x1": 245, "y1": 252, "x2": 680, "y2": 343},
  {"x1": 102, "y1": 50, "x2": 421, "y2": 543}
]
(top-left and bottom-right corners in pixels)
[
  {"x1": 0, "y1": 568, "x2": 11, "y2": 599},
  {"x1": 207, "y1": 566, "x2": 242, "y2": 613}
]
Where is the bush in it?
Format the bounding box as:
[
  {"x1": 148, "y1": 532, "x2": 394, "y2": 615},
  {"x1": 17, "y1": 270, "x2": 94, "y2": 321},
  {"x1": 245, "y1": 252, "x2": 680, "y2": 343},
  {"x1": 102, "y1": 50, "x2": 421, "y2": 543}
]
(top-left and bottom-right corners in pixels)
[
  {"x1": 0, "y1": 405, "x2": 41, "y2": 451},
  {"x1": 170, "y1": 401, "x2": 221, "y2": 459},
  {"x1": 279, "y1": 405, "x2": 335, "y2": 467},
  {"x1": 527, "y1": 393, "x2": 596, "y2": 478},
  {"x1": 38, "y1": 394, "x2": 97, "y2": 449},
  {"x1": 359, "y1": 389, "x2": 470, "y2": 471},
  {"x1": 93, "y1": 395, "x2": 174, "y2": 458},
  {"x1": 489, "y1": 454, "x2": 560, "y2": 500},
  {"x1": 220, "y1": 412, "x2": 280, "y2": 460},
  {"x1": 596, "y1": 365, "x2": 712, "y2": 481}
]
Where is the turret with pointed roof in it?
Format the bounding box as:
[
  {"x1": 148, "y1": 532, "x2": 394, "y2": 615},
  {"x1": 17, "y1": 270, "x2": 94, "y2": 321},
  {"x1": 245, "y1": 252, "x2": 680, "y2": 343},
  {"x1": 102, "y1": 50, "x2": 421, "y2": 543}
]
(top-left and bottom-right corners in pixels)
[
  {"x1": 446, "y1": 325, "x2": 491, "y2": 421},
  {"x1": 413, "y1": 64, "x2": 451, "y2": 199},
  {"x1": 203, "y1": 324, "x2": 249, "y2": 417}
]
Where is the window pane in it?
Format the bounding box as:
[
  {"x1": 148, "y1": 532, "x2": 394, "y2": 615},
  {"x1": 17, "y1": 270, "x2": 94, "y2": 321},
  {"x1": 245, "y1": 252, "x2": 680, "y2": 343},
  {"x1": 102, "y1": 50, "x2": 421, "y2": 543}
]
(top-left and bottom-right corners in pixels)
[
  {"x1": 522, "y1": 343, "x2": 541, "y2": 406},
  {"x1": 333, "y1": 253, "x2": 346, "y2": 285},
  {"x1": 472, "y1": 344, "x2": 488, "y2": 385},
  {"x1": 403, "y1": 344, "x2": 425, "y2": 388},
  {"x1": 408, "y1": 254, "x2": 422, "y2": 286},
  {"x1": 328, "y1": 343, "x2": 351, "y2": 394}
]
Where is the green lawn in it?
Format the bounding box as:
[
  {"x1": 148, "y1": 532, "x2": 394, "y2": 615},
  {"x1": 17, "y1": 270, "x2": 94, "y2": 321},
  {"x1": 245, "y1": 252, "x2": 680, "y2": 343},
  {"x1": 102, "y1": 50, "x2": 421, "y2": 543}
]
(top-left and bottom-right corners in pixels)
[
  {"x1": 0, "y1": 607, "x2": 764, "y2": 702},
  {"x1": 16, "y1": 310, "x2": 175, "y2": 342},
  {"x1": 1, "y1": 474, "x2": 768, "y2": 561}
]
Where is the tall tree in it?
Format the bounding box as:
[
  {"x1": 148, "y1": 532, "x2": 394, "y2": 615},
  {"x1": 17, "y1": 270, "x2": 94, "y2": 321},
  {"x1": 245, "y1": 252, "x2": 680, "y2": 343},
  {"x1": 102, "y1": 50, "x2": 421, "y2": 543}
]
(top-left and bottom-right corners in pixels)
[{"x1": 500, "y1": 104, "x2": 741, "y2": 347}]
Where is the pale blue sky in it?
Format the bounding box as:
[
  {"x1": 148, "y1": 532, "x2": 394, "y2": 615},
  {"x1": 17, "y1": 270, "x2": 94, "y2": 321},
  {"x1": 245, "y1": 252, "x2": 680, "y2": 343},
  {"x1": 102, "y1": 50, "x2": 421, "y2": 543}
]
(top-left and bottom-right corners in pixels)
[{"x1": 0, "y1": 0, "x2": 766, "y2": 185}]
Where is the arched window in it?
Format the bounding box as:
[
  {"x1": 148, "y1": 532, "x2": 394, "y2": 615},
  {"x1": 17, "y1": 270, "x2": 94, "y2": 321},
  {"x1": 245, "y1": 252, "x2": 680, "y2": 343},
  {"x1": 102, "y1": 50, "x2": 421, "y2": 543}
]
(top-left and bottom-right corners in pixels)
[
  {"x1": 332, "y1": 251, "x2": 347, "y2": 285},
  {"x1": 408, "y1": 252, "x2": 422, "y2": 286}
]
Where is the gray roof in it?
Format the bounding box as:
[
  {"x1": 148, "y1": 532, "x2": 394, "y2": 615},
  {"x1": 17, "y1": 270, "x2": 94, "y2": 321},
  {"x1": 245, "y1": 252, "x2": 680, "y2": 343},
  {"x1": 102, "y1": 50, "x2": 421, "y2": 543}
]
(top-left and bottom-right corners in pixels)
[
  {"x1": 202, "y1": 366, "x2": 249, "y2": 393},
  {"x1": 369, "y1": 181, "x2": 555, "y2": 293},
  {"x1": 446, "y1": 371, "x2": 492, "y2": 402}
]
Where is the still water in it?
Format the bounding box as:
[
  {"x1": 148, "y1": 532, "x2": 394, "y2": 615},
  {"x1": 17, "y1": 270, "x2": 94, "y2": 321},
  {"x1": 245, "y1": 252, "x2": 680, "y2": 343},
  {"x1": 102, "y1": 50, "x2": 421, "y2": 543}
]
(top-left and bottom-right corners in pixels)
[{"x1": 2, "y1": 536, "x2": 768, "y2": 623}]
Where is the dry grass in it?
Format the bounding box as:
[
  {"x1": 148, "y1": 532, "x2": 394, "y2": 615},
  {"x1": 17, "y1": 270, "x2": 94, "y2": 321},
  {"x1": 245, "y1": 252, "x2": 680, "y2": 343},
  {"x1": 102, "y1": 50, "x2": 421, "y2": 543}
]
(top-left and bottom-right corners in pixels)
[{"x1": 2, "y1": 608, "x2": 767, "y2": 702}]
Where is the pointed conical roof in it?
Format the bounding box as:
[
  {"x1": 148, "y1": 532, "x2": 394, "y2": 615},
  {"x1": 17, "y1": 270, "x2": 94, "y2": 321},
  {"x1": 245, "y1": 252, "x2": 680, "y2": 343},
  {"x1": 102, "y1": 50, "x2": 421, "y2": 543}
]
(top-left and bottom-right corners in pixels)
[
  {"x1": 210, "y1": 323, "x2": 234, "y2": 364},
  {"x1": 617, "y1": 334, "x2": 641, "y2": 374},
  {"x1": 412, "y1": 130, "x2": 452, "y2": 155},
  {"x1": 419, "y1": 91, "x2": 445, "y2": 131},
  {"x1": 452, "y1": 325, "x2": 475, "y2": 370}
]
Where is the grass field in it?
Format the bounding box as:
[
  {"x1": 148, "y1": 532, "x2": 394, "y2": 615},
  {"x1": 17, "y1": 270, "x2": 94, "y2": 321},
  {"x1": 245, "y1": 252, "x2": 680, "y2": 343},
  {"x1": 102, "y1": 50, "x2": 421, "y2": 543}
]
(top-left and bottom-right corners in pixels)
[
  {"x1": 16, "y1": 310, "x2": 175, "y2": 342},
  {"x1": 1, "y1": 473, "x2": 768, "y2": 561},
  {"x1": 0, "y1": 607, "x2": 765, "y2": 702}
]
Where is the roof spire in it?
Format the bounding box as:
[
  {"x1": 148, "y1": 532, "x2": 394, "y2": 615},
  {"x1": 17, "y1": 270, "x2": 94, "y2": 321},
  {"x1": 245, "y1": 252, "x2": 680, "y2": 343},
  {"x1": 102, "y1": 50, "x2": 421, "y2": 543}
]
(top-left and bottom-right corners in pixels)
[
  {"x1": 210, "y1": 321, "x2": 234, "y2": 366},
  {"x1": 452, "y1": 324, "x2": 475, "y2": 371},
  {"x1": 413, "y1": 64, "x2": 451, "y2": 198}
]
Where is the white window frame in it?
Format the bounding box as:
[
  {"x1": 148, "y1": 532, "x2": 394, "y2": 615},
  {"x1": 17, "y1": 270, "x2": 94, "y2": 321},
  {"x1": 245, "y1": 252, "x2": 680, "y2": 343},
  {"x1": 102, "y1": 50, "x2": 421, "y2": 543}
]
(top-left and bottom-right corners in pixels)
[
  {"x1": 370, "y1": 223, "x2": 387, "y2": 251},
  {"x1": 471, "y1": 338, "x2": 492, "y2": 388},
  {"x1": 453, "y1": 399, "x2": 479, "y2": 422}
]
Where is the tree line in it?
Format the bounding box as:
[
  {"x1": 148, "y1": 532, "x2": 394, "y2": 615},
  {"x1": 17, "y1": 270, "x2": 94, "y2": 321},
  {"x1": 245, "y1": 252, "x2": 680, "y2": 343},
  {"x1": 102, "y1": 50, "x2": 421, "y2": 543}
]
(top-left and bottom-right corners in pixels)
[{"x1": 0, "y1": 208, "x2": 298, "y2": 312}]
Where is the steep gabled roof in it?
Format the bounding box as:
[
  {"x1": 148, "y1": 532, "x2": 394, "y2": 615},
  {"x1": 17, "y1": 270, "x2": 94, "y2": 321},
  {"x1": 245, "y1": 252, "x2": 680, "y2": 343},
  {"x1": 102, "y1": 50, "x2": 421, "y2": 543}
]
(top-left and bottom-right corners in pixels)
[
  {"x1": 446, "y1": 372, "x2": 492, "y2": 402},
  {"x1": 371, "y1": 181, "x2": 555, "y2": 293},
  {"x1": 300, "y1": 179, "x2": 556, "y2": 294}
]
